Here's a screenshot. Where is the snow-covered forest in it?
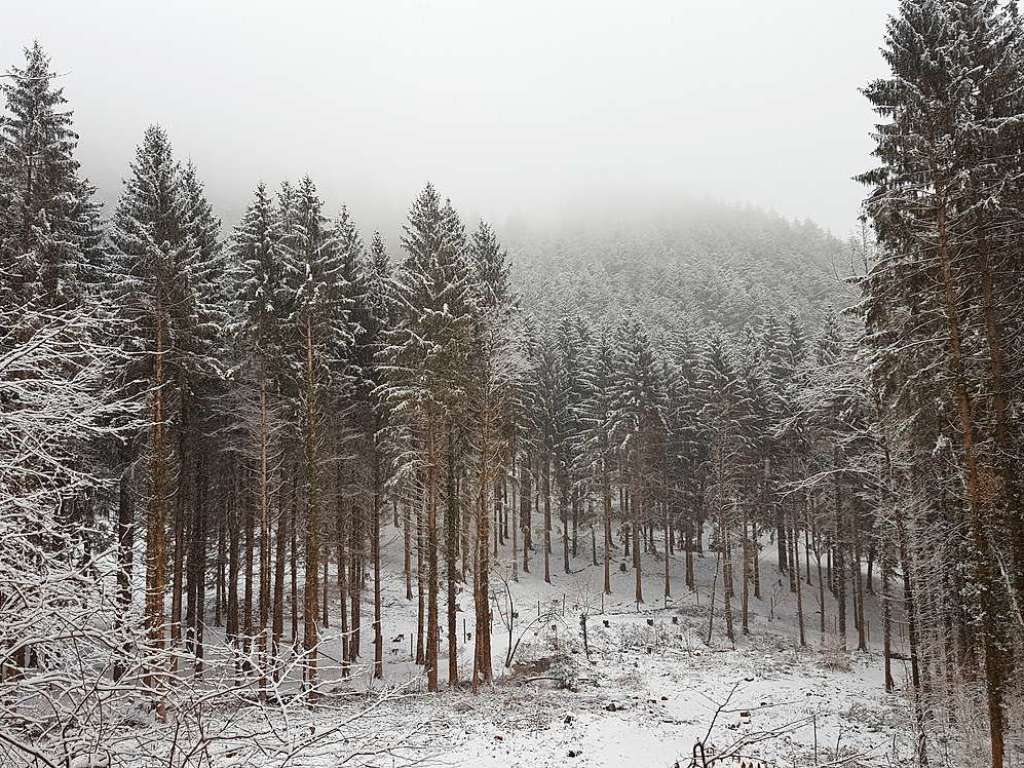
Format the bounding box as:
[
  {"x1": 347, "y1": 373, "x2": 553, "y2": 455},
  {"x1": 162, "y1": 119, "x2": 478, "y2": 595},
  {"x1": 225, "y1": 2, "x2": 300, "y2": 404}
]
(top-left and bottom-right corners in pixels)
[{"x1": 3, "y1": 2, "x2": 1024, "y2": 767}]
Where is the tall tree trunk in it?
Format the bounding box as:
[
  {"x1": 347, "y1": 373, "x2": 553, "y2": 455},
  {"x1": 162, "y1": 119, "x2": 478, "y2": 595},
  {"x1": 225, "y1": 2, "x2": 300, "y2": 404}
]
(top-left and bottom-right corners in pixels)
[
  {"x1": 302, "y1": 316, "x2": 320, "y2": 690},
  {"x1": 215, "y1": 504, "x2": 225, "y2": 627},
  {"x1": 404, "y1": 492, "x2": 413, "y2": 600},
  {"x1": 511, "y1": 453, "x2": 519, "y2": 582},
  {"x1": 349, "y1": 499, "x2": 362, "y2": 660},
  {"x1": 752, "y1": 519, "x2": 761, "y2": 599},
  {"x1": 446, "y1": 428, "x2": 459, "y2": 688},
  {"x1": 793, "y1": 499, "x2": 805, "y2": 647},
  {"x1": 854, "y1": 520, "x2": 867, "y2": 651},
  {"x1": 936, "y1": 198, "x2": 1004, "y2": 768},
  {"x1": 543, "y1": 456, "x2": 551, "y2": 584},
  {"x1": 272, "y1": 465, "x2": 291, "y2": 680},
  {"x1": 521, "y1": 460, "x2": 532, "y2": 575},
  {"x1": 978, "y1": 247, "x2": 1024, "y2": 607},
  {"x1": 171, "y1": 433, "x2": 188, "y2": 670},
  {"x1": 416, "y1": 474, "x2": 425, "y2": 665},
  {"x1": 290, "y1": 473, "x2": 298, "y2": 644},
  {"x1": 561, "y1": 484, "x2": 570, "y2": 575},
  {"x1": 227, "y1": 469, "x2": 240, "y2": 646},
  {"x1": 114, "y1": 466, "x2": 134, "y2": 681},
  {"x1": 571, "y1": 487, "x2": 579, "y2": 558},
  {"x1": 882, "y1": 539, "x2": 894, "y2": 693},
  {"x1": 720, "y1": 488, "x2": 734, "y2": 646},
  {"x1": 426, "y1": 414, "x2": 440, "y2": 692},
  {"x1": 258, "y1": 381, "x2": 271, "y2": 692},
  {"x1": 243, "y1": 489, "x2": 254, "y2": 650},
  {"x1": 192, "y1": 459, "x2": 207, "y2": 676},
  {"x1": 741, "y1": 502, "x2": 749, "y2": 635},
  {"x1": 372, "y1": 458, "x2": 383, "y2": 680},
  {"x1": 144, "y1": 312, "x2": 169, "y2": 716},
  {"x1": 633, "y1": 458, "x2": 643, "y2": 605},
  {"x1": 338, "y1": 495, "x2": 349, "y2": 671},
  {"x1": 685, "y1": 517, "x2": 694, "y2": 591},
  {"x1": 473, "y1": 429, "x2": 492, "y2": 692},
  {"x1": 833, "y1": 452, "x2": 847, "y2": 650},
  {"x1": 664, "y1": 499, "x2": 671, "y2": 600},
  {"x1": 603, "y1": 459, "x2": 612, "y2": 595}
]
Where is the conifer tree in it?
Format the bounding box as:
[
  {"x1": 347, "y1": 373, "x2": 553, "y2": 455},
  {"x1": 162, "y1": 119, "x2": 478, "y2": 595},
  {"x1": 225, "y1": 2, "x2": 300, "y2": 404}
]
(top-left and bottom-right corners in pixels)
[
  {"x1": 0, "y1": 42, "x2": 102, "y2": 307},
  {"x1": 580, "y1": 327, "x2": 617, "y2": 594},
  {"x1": 859, "y1": 2, "x2": 1023, "y2": 760},
  {"x1": 609, "y1": 316, "x2": 667, "y2": 605},
  {"x1": 382, "y1": 183, "x2": 475, "y2": 691},
  {"x1": 106, "y1": 125, "x2": 198, "y2": 703},
  {"x1": 229, "y1": 181, "x2": 289, "y2": 681},
  {"x1": 284, "y1": 176, "x2": 352, "y2": 689},
  {"x1": 466, "y1": 219, "x2": 516, "y2": 690}
]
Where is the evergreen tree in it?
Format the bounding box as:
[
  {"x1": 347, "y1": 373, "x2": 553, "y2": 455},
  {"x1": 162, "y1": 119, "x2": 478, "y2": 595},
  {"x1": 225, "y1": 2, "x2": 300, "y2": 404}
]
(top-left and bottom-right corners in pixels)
[
  {"x1": 382, "y1": 183, "x2": 475, "y2": 691},
  {"x1": 0, "y1": 42, "x2": 102, "y2": 307},
  {"x1": 580, "y1": 327, "x2": 617, "y2": 594},
  {"x1": 229, "y1": 181, "x2": 289, "y2": 682},
  {"x1": 609, "y1": 315, "x2": 667, "y2": 604},
  {"x1": 284, "y1": 175, "x2": 352, "y2": 689}
]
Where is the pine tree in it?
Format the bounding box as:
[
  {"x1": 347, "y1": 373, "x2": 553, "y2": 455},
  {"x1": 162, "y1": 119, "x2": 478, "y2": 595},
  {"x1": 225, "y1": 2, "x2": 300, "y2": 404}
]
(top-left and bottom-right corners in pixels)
[
  {"x1": 0, "y1": 42, "x2": 102, "y2": 307},
  {"x1": 363, "y1": 230, "x2": 393, "y2": 679},
  {"x1": 229, "y1": 181, "x2": 290, "y2": 684},
  {"x1": 467, "y1": 219, "x2": 516, "y2": 690},
  {"x1": 609, "y1": 316, "x2": 667, "y2": 605},
  {"x1": 106, "y1": 125, "x2": 196, "y2": 706},
  {"x1": 382, "y1": 183, "x2": 475, "y2": 691},
  {"x1": 859, "y1": 2, "x2": 1023, "y2": 760},
  {"x1": 284, "y1": 176, "x2": 352, "y2": 690},
  {"x1": 580, "y1": 327, "x2": 617, "y2": 595}
]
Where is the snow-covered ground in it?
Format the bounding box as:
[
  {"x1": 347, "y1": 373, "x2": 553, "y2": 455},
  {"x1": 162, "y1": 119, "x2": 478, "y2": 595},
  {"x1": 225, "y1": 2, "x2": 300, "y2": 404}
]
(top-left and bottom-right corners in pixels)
[{"x1": 260, "y1": 525, "x2": 926, "y2": 768}]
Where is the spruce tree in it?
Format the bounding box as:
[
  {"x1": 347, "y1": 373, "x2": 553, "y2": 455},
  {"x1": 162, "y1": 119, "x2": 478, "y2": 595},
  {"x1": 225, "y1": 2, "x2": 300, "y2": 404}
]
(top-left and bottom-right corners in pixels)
[
  {"x1": 0, "y1": 42, "x2": 102, "y2": 307},
  {"x1": 382, "y1": 183, "x2": 475, "y2": 691},
  {"x1": 229, "y1": 181, "x2": 289, "y2": 682},
  {"x1": 609, "y1": 315, "x2": 667, "y2": 605},
  {"x1": 284, "y1": 175, "x2": 352, "y2": 689}
]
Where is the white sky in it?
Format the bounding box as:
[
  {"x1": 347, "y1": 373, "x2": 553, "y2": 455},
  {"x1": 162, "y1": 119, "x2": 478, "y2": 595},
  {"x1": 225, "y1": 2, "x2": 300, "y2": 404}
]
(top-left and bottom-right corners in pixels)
[{"x1": 2, "y1": 0, "x2": 897, "y2": 238}]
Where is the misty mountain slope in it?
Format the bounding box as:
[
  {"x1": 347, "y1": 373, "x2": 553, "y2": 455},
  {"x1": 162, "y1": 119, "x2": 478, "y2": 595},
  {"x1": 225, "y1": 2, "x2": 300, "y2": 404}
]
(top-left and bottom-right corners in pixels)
[{"x1": 510, "y1": 203, "x2": 852, "y2": 334}]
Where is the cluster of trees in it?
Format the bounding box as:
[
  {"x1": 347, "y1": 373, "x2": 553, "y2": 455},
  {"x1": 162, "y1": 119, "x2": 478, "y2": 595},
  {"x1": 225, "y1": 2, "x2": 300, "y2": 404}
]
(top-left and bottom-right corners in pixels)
[
  {"x1": 856, "y1": 1, "x2": 1024, "y2": 766},
  {"x1": 512, "y1": 202, "x2": 847, "y2": 336},
  {"x1": 4, "y1": 2, "x2": 1024, "y2": 761},
  {"x1": 0, "y1": 42, "x2": 867, "y2": 711}
]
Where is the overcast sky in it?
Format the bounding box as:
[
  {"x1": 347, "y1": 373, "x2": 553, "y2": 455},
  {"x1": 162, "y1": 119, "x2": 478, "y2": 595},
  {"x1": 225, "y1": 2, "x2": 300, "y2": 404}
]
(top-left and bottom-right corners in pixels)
[{"x1": 3, "y1": 0, "x2": 897, "y2": 238}]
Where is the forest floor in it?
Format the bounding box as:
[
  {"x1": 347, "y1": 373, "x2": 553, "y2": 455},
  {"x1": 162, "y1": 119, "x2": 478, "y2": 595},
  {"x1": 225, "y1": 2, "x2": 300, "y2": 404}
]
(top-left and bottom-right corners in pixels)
[{"x1": 248, "y1": 526, "x2": 934, "y2": 768}]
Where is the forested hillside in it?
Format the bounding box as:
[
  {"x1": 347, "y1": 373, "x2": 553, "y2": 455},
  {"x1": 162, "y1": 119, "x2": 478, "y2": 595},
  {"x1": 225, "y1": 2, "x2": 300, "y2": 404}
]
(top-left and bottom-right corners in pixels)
[
  {"x1": 512, "y1": 204, "x2": 850, "y2": 336},
  {"x1": 2, "y1": 2, "x2": 1024, "y2": 767}
]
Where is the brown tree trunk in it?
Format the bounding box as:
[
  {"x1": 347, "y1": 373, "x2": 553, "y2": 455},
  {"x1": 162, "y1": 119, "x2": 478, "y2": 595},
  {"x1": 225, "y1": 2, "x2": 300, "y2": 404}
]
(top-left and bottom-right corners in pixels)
[
  {"x1": 937, "y1": 199, "x2": 1004, "y2": 768},
  {"x1": 633, "y1": 464, "x2": 643, "y2": 605},
  {"x1": 227, "y1": 469, "x2": 240, "y2": 646},
  {"x1": 349, "y1": 499, "x2": 362, "y2": 660},
  {"x1": 272, "y1": 466, "x2": 291, "y2": 680},
  {"x1": 603, "y1": 460, "x2": 612, "y2": 595},
  {"x1": 372, "y1": 459, "x2": 384, "y2": 679},
  {"x1": 543, "y1": 456, "x2": 552, "y2": 584},
  {"x1": 521, "y1": 460, "x2": 532, "y2": 575},
  {"x1": 446, "y1": 428, "x2": 459, "y2": 688},
  {"x1": 426, "y1": 414, "x2": 440, "y2": 692},
  {"x1": 404, "y1": 492, "x2": 413, "y2": 600},
  {"x1": 114, "y1": 467, "x2": 134, "y2": 681},
  {"x1": 144, "y1": 312, "x2": 169, "y2": 717},
  {"x1": 833, "y1": 452, "x2": 847, "y2": 650},
  {"x1": 258, "y1": 381, "x2": 271, "y2": 692},
  {"x1": 302, "y1": 316, "x2": 320, "y2": 690},
  {"x1": 793, "y1": 499, "x2": 805, "y2": 647},
  {"x1": 416, "y1": 475, "x2": 425, "y2": 665}
]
